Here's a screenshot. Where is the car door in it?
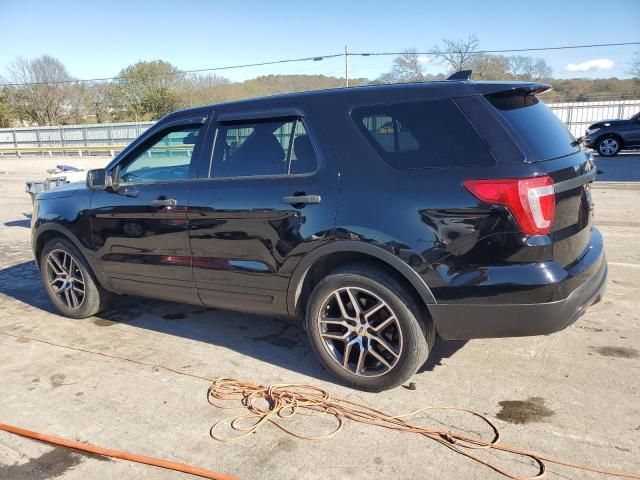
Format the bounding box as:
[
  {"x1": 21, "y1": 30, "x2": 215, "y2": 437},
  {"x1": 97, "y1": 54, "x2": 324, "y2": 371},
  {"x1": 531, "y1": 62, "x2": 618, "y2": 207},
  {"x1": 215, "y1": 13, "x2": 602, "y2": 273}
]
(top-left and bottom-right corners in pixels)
[
  {"x1": 188, "y1": 106, "x2": 338, "y2": 316},
  {"x1": 91, "y1": 115, "x2": 208, "y2": 305},
  {"x1": 624, "y1": 113, "x2": 640, "y2": 147}
]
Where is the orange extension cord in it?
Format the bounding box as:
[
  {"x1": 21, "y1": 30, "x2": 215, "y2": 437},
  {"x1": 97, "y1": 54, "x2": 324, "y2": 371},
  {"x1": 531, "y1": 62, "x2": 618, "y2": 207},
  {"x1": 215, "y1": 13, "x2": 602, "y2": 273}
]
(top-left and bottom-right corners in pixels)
[
  {"x1": 1, "y1": 330, "x2": 639, "y2": 480},
  {"x1": 0, "y1": 422, "x2": 237, "y2": 480}
]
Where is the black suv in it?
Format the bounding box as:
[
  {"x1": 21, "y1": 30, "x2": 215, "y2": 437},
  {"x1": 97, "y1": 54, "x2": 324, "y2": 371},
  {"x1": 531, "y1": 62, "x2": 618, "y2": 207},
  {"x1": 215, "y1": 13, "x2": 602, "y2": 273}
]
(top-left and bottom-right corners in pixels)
[
  {"x1": 585, "y1": 111, "x2": 640, "y2": 156},
  {"x1": 32, "y1": 81, "x2": 607, "y2": 391}
]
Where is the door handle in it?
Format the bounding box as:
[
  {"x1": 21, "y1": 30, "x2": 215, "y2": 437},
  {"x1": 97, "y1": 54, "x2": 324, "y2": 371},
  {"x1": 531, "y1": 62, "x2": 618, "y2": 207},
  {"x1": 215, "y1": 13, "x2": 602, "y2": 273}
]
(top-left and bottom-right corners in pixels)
[
  {"x1": 282, "y1": 195, "x2": 321, "y2": 205},
  {"x1": 150, "y1": 198, "x2": 177, "y2": 208}
]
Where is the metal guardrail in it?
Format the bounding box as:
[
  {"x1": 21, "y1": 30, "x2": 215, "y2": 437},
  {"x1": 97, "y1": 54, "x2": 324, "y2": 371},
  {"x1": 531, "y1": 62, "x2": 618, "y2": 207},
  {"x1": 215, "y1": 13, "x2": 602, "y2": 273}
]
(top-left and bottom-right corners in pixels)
[
  {"x1": 0, "y1": 99, "x2": 638, "y2": 157},
  {"x1": 0, "y1": 144, "x2": 127, "y2": 157},
  {"x1": 0, "y1": 121, "x2": 154, "y2": 157},
  {"x1": 546, "y1": 99, "x2": 640, "y2": 137}
]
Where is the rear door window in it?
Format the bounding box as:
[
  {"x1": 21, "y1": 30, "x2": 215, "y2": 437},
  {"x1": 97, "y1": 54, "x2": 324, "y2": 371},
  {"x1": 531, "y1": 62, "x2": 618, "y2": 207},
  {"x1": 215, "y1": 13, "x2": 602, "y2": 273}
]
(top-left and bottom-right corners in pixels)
[
  {"x1": 485, "y1": 92, "x2": 579, "y2": 161},
  {"x1": 212, "y1": 117, "x2": 317, "y2": 178},
  {"x1": 352, "y1": 99, "x2": 495, "y2": 169}
]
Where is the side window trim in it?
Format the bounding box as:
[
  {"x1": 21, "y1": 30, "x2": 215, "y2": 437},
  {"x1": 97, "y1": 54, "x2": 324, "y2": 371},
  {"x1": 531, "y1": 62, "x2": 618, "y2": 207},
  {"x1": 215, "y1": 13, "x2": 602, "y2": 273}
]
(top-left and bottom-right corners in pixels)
[
  {"x1": 112, "y1": 120, "x2": 206, "y2": 185},
  {"x1": 207, "y1": 113, "x2": 320, "y2": 180}
]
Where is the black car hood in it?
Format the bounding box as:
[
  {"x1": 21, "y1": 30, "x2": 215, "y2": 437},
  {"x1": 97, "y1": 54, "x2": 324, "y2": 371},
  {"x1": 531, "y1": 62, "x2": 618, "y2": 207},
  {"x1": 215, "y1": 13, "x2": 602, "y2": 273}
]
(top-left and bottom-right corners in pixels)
[{"x1": 588, "y1": 119, "x2": 628, "y2": 129}]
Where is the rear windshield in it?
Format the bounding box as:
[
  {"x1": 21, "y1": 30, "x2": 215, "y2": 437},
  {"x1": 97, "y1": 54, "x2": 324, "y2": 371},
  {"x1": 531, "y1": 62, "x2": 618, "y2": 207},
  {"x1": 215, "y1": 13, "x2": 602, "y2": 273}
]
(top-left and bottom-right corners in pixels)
[
  {"x1": 486, "y1": 93, "x2": 579, "y2": 161},
  {"x1": 351, "y1": 99, "x2": 495, "y2": 169}
]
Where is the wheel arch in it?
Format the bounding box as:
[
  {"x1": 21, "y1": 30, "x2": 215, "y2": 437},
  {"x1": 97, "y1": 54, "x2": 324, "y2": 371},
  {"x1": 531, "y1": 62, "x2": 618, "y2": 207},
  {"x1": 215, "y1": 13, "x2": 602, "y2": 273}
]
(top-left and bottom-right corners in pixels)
[
  {"x1": 287, "y1": 241, "x2": 436, "y2": 318},
  {"x1": 33, "y1": 224, "x2": 107, "y2": 288}
]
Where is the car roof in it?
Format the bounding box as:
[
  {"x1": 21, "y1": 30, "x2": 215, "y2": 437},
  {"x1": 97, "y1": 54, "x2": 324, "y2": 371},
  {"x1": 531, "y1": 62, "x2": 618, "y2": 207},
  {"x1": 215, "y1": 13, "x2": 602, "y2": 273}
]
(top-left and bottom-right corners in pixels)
[{"x1": 167, "y1": 80, "x2": 551, "y2": 118}]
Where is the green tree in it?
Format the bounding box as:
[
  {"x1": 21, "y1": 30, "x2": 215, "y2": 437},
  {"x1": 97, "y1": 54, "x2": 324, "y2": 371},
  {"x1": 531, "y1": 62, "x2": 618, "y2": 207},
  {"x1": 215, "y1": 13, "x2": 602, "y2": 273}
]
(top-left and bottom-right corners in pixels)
[
  {"x1": 178, "y1": 73, "x2": 230, "y2": 108},
  {"x1": 113, "y1": 60, "x2": 182, "y2": 121},
  {"x1": 0, "y1": 85, "x2": 14, "y2": 127}
]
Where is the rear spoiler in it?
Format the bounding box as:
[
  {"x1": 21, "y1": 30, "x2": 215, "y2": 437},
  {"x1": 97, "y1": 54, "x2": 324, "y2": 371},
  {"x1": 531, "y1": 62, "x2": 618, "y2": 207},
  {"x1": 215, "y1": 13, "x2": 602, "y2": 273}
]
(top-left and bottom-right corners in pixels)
[{"x1": 475, "y1": 82, "x2": 552, "y2": 96}]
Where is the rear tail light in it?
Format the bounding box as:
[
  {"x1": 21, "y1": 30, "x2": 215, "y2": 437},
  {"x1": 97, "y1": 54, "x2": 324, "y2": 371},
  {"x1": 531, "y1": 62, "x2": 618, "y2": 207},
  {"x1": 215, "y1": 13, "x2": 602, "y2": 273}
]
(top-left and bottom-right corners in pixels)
[{"x1": 463, "y1": 176, "x2": 555, "y2": 236}]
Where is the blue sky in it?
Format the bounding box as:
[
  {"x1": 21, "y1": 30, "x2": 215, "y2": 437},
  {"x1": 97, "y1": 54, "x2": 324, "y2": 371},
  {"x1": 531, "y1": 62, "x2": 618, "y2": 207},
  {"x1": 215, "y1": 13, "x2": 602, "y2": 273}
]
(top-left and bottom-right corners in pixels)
[{"x1": 1, "y1": 0, "x2": 638, "y2": 82}]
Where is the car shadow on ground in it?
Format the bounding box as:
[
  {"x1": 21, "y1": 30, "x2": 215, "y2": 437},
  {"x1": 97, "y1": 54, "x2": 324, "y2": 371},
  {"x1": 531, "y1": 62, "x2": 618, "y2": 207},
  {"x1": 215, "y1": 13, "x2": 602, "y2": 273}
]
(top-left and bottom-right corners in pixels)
[
  {"x1": 0, "y1": 260, "x2": 467, "y2": 387},
  {"x1": 4, "y1": 219, "x2": 31, "y2": 228}
]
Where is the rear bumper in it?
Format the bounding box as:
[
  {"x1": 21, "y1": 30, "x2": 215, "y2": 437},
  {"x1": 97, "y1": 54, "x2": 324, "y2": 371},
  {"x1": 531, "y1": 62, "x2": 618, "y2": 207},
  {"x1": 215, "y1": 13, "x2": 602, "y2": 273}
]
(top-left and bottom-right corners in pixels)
[{"x1": 430, "y1": 229, "x2": 608, "y2": 340}]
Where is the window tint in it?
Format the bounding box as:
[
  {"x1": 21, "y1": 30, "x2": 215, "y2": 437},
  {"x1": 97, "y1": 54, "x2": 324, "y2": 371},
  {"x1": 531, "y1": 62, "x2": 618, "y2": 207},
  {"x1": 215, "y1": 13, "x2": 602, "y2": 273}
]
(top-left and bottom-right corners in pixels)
[
  {"x1": 352, "y1": 99, "x2": 495, "y2": 169},
  {"x1": 212, "y1": 117, "x2": 317, "y2": 178},
  {"x1": 485, "y1": 93, "x2": 579, "y2": 161},
  {"x1": 118, "y1": 127, "x2": 200, "y2": 183}
]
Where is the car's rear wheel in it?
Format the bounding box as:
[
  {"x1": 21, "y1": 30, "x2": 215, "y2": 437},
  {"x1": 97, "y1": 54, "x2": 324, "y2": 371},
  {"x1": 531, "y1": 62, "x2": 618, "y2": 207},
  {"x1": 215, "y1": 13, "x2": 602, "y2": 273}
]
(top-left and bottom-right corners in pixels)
[
  {"x1": 305, "y1": 263, "x2": 434, "y2": 392},
  {"x1": 597, "y1": 135, "x2": 621, "y2": 156},
  {"x1": 40, "y1": 237, "x2": 110, "y2": 319}
]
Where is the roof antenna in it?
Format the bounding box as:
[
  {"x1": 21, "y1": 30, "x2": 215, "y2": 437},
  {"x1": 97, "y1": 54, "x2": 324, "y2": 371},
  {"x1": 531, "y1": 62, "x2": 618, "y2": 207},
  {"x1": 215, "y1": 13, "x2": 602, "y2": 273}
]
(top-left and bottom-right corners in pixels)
[{"x1": 447, "y1": 70, "x2": 472, "y2": 81}]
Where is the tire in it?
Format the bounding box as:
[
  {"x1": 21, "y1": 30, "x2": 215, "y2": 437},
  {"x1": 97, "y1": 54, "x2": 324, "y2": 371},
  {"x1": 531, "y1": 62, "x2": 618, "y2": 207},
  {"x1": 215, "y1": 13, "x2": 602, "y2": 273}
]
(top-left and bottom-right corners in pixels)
[
  {"x1": 597, "y1": 135, "x2": 622, "y2": 157},
  {"x1": 40, "y1": 237, "x2": 110, "y2": 319},
  {"x1": 305, "y1": 263, "x2": 435, "y2": 392}
]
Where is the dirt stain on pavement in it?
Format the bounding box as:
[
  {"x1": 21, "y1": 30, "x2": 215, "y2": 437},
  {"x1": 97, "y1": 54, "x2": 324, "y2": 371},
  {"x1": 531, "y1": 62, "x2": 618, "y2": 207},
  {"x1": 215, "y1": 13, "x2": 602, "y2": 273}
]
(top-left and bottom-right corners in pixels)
[
  {"x1": 592, "y1": 346, "x2": 640, "y2": 358},
  {"x1": 92, "y1": 318, "x2": 117, "y2": 327},
  {"x1": 496, "y1": 397, "x2": 554, "y2": 424},
  {"x1": 0, "y1": 446, "x2": 110, "y2": 479},
  {"x1": 49, "y1": 373, "x2": 67, "y2": 388}
]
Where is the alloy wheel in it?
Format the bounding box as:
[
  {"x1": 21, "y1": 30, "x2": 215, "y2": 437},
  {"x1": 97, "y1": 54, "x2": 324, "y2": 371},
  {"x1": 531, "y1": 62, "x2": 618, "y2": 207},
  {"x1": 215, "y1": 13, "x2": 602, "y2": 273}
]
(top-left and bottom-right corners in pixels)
[
  {"x1": 599, "y1": 138, "x2": 618, "y2": 155},
  {"x1": 45, "y1": 249, "x2": 86, "y2": 309},
  {"x1": 317, "y1": 287, "x2": 403, "y2": 377}
]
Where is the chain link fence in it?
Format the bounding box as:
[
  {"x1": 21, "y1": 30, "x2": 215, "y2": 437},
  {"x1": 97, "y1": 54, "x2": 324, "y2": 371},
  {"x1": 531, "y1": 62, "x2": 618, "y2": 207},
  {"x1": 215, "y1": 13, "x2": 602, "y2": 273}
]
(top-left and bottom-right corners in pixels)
[{"x1": 1, "y1": 99, "x2": 639, "y2": 156}]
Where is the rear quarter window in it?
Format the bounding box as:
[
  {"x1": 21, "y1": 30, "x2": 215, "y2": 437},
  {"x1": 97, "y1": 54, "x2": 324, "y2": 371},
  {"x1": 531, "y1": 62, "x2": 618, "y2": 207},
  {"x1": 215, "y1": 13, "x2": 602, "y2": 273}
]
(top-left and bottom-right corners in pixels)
[
  {"x1": 351, "y1": 99, "x2": 495, "y2": 169},
  {"x1": 485, "y1": 93, "x2": 579, "y2": 161}
]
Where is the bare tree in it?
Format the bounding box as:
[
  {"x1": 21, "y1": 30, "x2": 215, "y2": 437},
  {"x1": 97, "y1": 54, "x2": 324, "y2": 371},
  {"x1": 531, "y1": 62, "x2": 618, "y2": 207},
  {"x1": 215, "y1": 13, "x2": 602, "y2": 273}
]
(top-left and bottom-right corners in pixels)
[
  {"x1": 470, "y1": 54, "x2": 511, "y2": 80},
  {"x1": 66, "y1": 82, "x2": 90, "y2": 124},
  {"x1": 8, "y1": 55, "x2": 73, "y2": 125},
  {"x1": 391, "y1": 49, "x2": 426, "y2": 82},
  {"x1": 508, "y1": 56, "x2": 552, "y2": 80},
  {"x1": 629, "y1": 52, "x2": 640, "y2": 78},
  {"x1": 374, "y1": 49, "x2": 433, "y2": 84},
  {"x1": 433, "y1": 35, "x2": 479, "y2": 72}
]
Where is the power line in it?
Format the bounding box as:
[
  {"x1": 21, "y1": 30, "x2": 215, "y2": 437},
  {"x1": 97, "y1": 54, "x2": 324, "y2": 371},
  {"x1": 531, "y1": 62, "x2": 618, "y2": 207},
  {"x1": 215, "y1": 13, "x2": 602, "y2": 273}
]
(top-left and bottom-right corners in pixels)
[
  {"x1": 0, "y1": 54, "x2": 344, "y2": 87},
  {"x1": 1, "y1": 41, "x2": 638, "y2": 87},
  {"x1": 351, "y1": 41, "x2": 640, "y2": 57}
]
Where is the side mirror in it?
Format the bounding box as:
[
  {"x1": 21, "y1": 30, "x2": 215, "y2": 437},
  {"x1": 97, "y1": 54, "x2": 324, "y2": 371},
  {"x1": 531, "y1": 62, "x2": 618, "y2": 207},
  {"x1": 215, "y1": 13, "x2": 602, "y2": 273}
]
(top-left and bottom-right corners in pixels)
[{"x1": 86, "y1": 169, "x2": 113, "y2": 190}]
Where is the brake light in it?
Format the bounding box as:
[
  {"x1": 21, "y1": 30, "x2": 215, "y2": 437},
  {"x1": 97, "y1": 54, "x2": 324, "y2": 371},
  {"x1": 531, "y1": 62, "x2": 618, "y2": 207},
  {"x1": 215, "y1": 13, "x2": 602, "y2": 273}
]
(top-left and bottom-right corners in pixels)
[{"x1": 463, "y1": 176, "x2": 555, "y2": 235}]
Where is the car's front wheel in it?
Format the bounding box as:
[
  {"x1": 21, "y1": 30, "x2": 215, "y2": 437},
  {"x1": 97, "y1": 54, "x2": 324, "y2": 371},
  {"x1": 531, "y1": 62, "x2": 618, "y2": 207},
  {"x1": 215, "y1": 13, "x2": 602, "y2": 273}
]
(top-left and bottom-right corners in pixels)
[
  {"x1": 40, "y1": 237, "x2": 110, "y2": 319},
  {"x1": 305, "y1": 263, "x2": 434, "y2": 392},
  {"x1": 597, "y1": 135, "x2": 621, "y2": 156}
]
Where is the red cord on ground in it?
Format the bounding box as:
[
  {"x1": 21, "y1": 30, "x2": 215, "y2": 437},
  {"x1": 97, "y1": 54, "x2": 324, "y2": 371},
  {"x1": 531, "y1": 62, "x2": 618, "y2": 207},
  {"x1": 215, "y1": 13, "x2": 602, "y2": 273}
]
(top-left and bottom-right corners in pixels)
[{"x1": 0, "y1": 422, "x2": 238, "y2": 480}]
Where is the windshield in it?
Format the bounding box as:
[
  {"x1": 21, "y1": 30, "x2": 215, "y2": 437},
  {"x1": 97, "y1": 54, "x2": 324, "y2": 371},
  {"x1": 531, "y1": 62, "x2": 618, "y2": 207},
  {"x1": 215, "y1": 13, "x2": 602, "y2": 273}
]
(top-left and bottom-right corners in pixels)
[{"x1": 486, "y1": 93, "x2": 579, "y2": 162}]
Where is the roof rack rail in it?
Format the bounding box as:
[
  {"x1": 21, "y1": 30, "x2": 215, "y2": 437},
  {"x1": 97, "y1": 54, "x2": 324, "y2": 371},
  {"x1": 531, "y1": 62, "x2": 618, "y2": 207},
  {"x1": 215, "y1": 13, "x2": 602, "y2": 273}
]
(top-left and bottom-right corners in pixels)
[{"x1": 447, "y1": 70, "x2": 472, "y2": 81}]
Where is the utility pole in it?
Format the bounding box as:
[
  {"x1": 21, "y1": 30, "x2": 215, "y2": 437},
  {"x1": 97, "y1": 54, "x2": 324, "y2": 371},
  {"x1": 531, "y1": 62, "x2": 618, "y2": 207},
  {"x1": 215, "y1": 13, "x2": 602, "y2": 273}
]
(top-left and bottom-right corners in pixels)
[{"x1": 344, "y1": 45, "x2": 349, "y2": 87}]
